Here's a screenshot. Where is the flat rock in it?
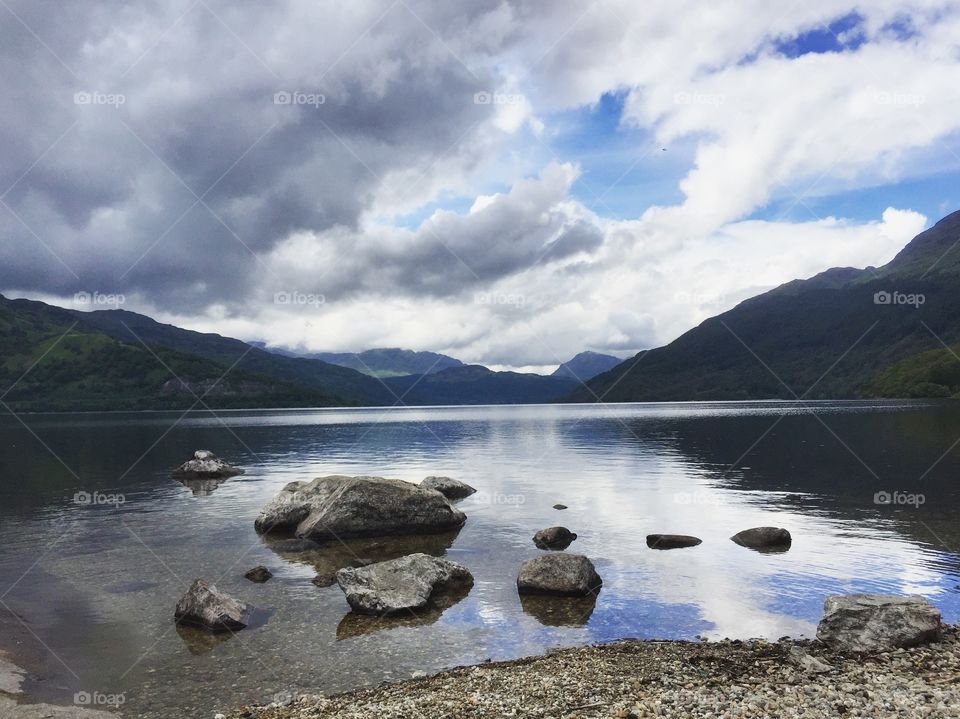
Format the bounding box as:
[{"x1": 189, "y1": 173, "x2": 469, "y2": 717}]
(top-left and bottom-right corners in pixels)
[
  {"x1": 552, "y1": 504, "x2": 568, "y2": 510},
  {"x1": 420, "y1": 476, "x2": 476, "y2": 500},
  {"x1": 816, "y1": 594, "x2": 941, "y2": 652},
  {"x1": 172, "y1": 450, "x2": 244, "y2": 480},
  {"x1": 336, "y1": 553, "x2": 474, "y2": 615},
  {"x1": 244, "y1": 566, "x2": 273, "y2": 583},
  {"x1": 731, "y1": 526, "x2": 791, "y2": 551},
  {"x1": 174, "y1": 578, "x2": 251, "y2": 632},
  {"x1": 533, "y1": 526, "x2": 577, "y2": 550},
  {"x1": 254, "y1": 475, "x2": 466, "y2": 540},
  {"x1": 646, "y1": 534, "x2": 702, "y2": 550},
  {"x1": 517, "y1": 554, "x2": 602, "y2": 597}
]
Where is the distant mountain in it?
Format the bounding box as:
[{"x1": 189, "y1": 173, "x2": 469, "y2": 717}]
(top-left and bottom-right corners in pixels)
[
  {"x1": 552, "y1": 351, "x2": 623, "y2": 381},
  {"x1": 383, "y1": 365, "x2": 579, "y2": 405},
  {"x1": 572, "y1": 210, "x2": 960, "y2": 402},
  {"x1": 290, "y1": 348, "x2": 465, "y2": 378}
]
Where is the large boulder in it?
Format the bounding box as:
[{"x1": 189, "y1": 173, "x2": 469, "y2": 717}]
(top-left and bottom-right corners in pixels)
[
  {"x1": 517, "y1": 554, "x2": 602, "y2": 597},
  {"x1": 254, "y1": 475, "x2": 466, "y2": 540},
  {"x1": 172, "y1": 450, "x2": 244, "y2": 480},
  {"x1": 174, "y1": 579, "x2": 250, "y2": 632},
  {"x1": 420, "y1": 476, "x2": 476, "y2": 500},
  {"x1": 533, "y1": 526, "x2": 577, "y2": 550},
  {"x1": 336, "y1": 553, "x2": 474, "y2": 615},
  {"x1": 816, "y1": 594, "x2": 941, "y2": 652},
  {"x1": 647, "y1": 533, "x2": 702, "y2": 549},
  {"x1": 731, "y1": 526, "x2": 791, "y2": 551}
]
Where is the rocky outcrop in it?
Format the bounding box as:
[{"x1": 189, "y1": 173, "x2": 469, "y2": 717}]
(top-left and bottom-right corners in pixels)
[
  {"x1": 533, "y1": 526, "x2": 577, "y2": 550},
  {"x1": 731, "y1": 526, "x2": 791, "y2": 551},
  {"x1": 244, "y1": 566, "x2": 273, "y2": 583},
  {"x1": 174, "y1": 579, "x2": 251, "y2": 632},
  {"x1": 420, "y1": 476, "x2": 476, "y2": 500},
  {"x1": 336, "y1": 553, "x2": 474, "y2": 615},
  {"x1": 172, "y1": 450, "x2": 244, "y2": 480},
  {"x1": 516, "y1": 554, "x2": 602, "y2": 597},
  {"x1": 646, "y1": 534, "x2": 702, "y2": 550},
  {"x1": 816, "y1": 594, "x2": 941, "y2": 652},
  {"x1": 254, "y1": 475, "x2": 466, "y2": 540}
]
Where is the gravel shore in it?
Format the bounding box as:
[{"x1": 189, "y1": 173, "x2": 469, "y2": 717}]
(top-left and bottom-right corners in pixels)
[{"x1": 225, "y1": 627, "x2": 960, "y2": 719}]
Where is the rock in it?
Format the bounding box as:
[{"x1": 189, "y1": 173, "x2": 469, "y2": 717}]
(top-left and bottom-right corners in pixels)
[
  {"x1": 336, "y1": 553, "x2": 474, "y2": 615},
  {"x1": 533, "y1": 526, "x2": 578, "y2": 550},
  {"x1": 254, "y1": 475, "x2": 466, "y2": 540},
  {"x1": 788, "y1": 647, "x2": 833, "y2": 673},
  {"x1": 174, "y1": 579, "x2": 251, "y2": 632},
  {"x1": 552, "y1": 504, "x2": 568, "y2": 510},
  {"x1": 172, "y1": 450, "x2": 244, "y2": 480},
  {"x1": 516, "y1": 554, "x2": 602, "y2": 597},
  {"x1": 312, "y1": 573, "x2": 337, "y2": 588},
  {"x1": 646, "y1": 534, "x2": 702, "y2": 550},
  {"x1": 244, "y1": 566, "x2": 273, "y2": 583},
  {"x1": 730, "y1": 526, "x2": 791, "y2": 551},
  {"x1": 420, "y1": 476, "x2": 476, "y2": 500},
  {"x1": 816, "y1": 594, "x2": 941, "y2": 652}
]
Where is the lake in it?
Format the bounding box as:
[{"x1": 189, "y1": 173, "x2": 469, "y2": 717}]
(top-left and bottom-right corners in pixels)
[{"x1": 1, "y1": 400, "x2": 959, "y2": 717}]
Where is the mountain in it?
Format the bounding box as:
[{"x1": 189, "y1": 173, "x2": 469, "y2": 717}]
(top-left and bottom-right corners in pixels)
[
  {"x1": 383, "y1": 365, "x2": 579, "y2": 405},
  {"x1": 572, "y1": 210, "x2": 960, "y2": 402},
  {"x1": 0, "y1": 296, "x2": 339, "y2": 411},
  {"x1": 284, "y1": 348, "x2": 465, "y2": 378},
  {"x1": 552, "y1": 351, "x2": 623, "y2": 381}
]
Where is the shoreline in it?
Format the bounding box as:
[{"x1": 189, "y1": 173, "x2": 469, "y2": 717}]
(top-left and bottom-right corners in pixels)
[{"x1": 224, "y1": 629, "x2": 960, "y2": 719}]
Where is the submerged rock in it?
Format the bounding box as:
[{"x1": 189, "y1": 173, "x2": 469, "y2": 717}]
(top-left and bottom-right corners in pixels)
[
  {"x1": 646, "y1": 534, "x2": 702, "y2": 550},
  {"x1": 517, "y1": 554, "x2": 602, "y2": 597},
  {"x1": 174, "y1": 579, "x2": 251, "y2": 632},
  {"x1": 336, "y1": 553, "x2": 474, "y2": 615},
  {"x1": 420, "y1": 476, "x2": 476, "y2": 500},
  {"x1": 172, "y1": 450, "x2": 244, "y2": 480},
  {"x1": 254, "y1": 475, "x2": 466, "y2": 540},
  {"x1": 244, "y1": 566, "x2": 273, "y2": 583},
  {"x1": 731, "y1": 526, "x2": 791, "y2": 551},
  {"x1": 816, "y1": 594, "x2": 941, "y2": 652},
  {"x1": 533, "y1": 526, "x2": 578, "y2": 550}
]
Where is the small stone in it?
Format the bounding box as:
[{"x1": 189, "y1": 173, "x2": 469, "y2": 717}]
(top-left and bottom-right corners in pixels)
[{"x1": 244, "y1": 566, "x2": 272, "y2": 583}]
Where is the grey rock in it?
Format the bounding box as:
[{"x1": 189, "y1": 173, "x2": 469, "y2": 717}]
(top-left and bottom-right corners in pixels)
[
  {"x1": 336, "y1": 553, "x2": 473, "y2": 615},
  {"x1": 174, "y1": 578, "x2": 251, "y2": 632},
  {"x1": 788, "y1": 647, "x2": 833, "y2": 673},
  {"x1": 647, "y1": 534, "x2": 702, "y2": 549},
  {"x1": 533, "y1": 526, "x2": 578, "y2": 550},
  {"x1": 420, "y1": 476, "x2": 476, "y2": 500},
  {"x1": 244, "y1": 566, "x2": 273, "y2": 583},
  {"x1": 517, "y1": 554, "x2": 602, "y2": 597},
  {"x1": 254, "y1": 475, "x2": 466, "y2": 540},
  {"x1": 552, "y1": 504, "x2": 568, "y2": 510},
  {"x1": 816, "y1": 594, "x2": 941, "y2": 652},
  {"x1": 172, "y1": 450, "x2": 244, "y2": 480},
  {"x1": 731, "y1": 526, "x2": 791, "y2": 551}
]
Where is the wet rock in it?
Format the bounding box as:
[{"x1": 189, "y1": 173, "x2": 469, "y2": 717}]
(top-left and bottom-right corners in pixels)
[
  {"x1": 517, "y1": 554, "x2": 602, "y2": 597},
  {"x1": 174, "y1": 578, "x2": 251, "y2": 632},
  {"x1": 533, "y1": 526, "x2": 578, "y2": 550},
  {"x1": 244, "y1": 566, "x2": 273, "y2": 583},
  {"x1": 336, "y1": 553, "x2": 473, "y2": 615},
  {"x1": 420, "y1": 476, "x2": 476, "y2": 500},
  {"x1": 646, "y1": 534, "x2": 702, "y2": 550},
  {"x1": 552, "y1": 504, "x2": 568, "y2": 510},
  {"x1": 254, "y1": 475, "x2": 466, "y2": 540},
  {"x1": 816, "y1": 594, "x2": 941, "y2": 652},
  {"x1": 172, "y1": 450, "x2": 244, "y2": 480},
  {"x1": 730, "y1": 526, "x2": 791, "y2": 551},
  {"x1": 312, "y1": 573, "x2": 337, "y2": 588}
]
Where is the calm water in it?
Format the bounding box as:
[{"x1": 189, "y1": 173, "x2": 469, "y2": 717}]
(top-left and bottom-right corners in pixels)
[{"x1": 2, "y1": 401, "x2": 960, "y2": 717}]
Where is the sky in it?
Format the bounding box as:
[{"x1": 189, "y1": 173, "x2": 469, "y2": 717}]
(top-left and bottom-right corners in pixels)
[{"x1": 2, "y1": 0, "x2": 960, "y2": 372}]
